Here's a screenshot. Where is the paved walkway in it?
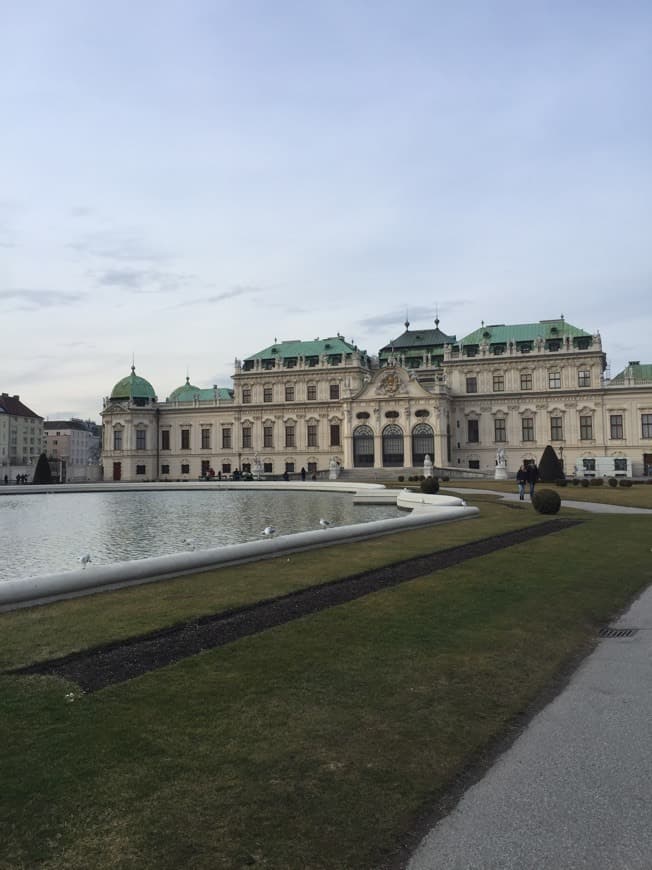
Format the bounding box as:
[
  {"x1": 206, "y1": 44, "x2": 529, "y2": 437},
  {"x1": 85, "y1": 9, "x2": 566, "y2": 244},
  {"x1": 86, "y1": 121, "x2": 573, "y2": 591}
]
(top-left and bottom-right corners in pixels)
[
  {"x1": 407, "y1": 583, "x2": 652, "y2": 870},
  {"x1": 442, "y1": 486, "x2": 652, "y2": 514}
]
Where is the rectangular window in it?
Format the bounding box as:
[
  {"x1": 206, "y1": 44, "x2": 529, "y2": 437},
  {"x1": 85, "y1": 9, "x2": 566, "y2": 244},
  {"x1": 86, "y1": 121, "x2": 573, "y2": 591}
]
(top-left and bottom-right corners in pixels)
[
  {"x1": 222, "y1": 428, "x2": 232, "y2": 449},
  {"x1": 161, "y1": 430, "x2": 170, "y2": 450},
  {"x1": 548, "y1": 372, "x2": 561, "y2": 389},
  {"x1": 468, "y1": 460, "x2": 480, "y2": 469},
  {"x1": 181, "y1": 429, "x2": 190, "y2": 450},
  {"x1": 285, "y1": 462, "x2": 295, "y2": 473},
  {"x1": 578, "y1": 370, "x2": 591, "y2": 388},
  {"x1": 583, "y1": 458, "x2": 596, "y2": 471},
  {"x1": 307, "y1": 424, "x2": 318, "y2": 448},
  {"x1": 201, "y1": 428, "x2": 211, "y2": 449},
  {"x1": 330, "y1": 424, "x2": 341, "y2": 446},
  {"x1": 181, "y1": 464, "x2": 190, "y2": 475},
  {"x1": 493, "y1": 375, "x2": 504, "y2": 392},
  {"x1": 136, "y1": 464, "x2": 146, "y2": 475},
  {"x1": 222, "y1": 462, "x2": 231, "y2": 474},
  {"x1": 329, "y1": 384, "x2": 340, "y2": 400},
  {"x1": 161, "y1": 464, "x2": 170, "y2": 475},
  {"x1": 136, "y1": 430, "x2": 146, "y2": 450},
  {"x1": 614, "y1": 458, "x2": 627, "y2": 471},
  {"x1": 494, "y1": 419, "x2": 506, "y2": 442},
  {"x1": 242, "y1": 388, "x2": 251, "y2": 404},
  {"x1": 466, "y1": 377, "x2": 478, "y2": 394},
  {"x1": 263, "y1": 387, "x2": 273, "y2": 402},
  {"x1": 580, "y1": 415, "x2": 593, "y2": 440},
  {"x1": 263, "y1": 462, "x2": 272, "y2": 473},
  {"x1": 307, "y1": 461, "x2": 317, "y2": 474},
  {"x1": 610, "y1": 415, "x2": 623, "y2": 439},
  {"x1": 263, "y1": 426, "x2": 273, "y2": 448},
  {"x1": 522, "y1": 418, "x2": 534, "y2": 441},
  {"x1": 467, "y1": 419, "x2": 479, "y2": 442},
  {"x1": 642, "y1": 414, "x2": 652, "y2": 438},
  {"x1": 242, "y1": 426, "x2": 252, "y2": 449},
  {"x1": 285, "y1": 426, "x2": 295, "y2": 447},
  {"x1": 113, "y1": 430, "x2": 122, "y2": 450},
  {"x1": 307, "y1": 385, "x2": 317, "y2": 401},
  {"x1": 550, "y1": 417, "x2": 563, "y2": 440},
  {"x1": 520, "y1": 373, "x2": 532, "y2": 390},
  {"x1": 201, "y1": 460, "x2": 210, "y2": 476},
  {"x1": 285, "y1": 385, "x2": 295, "y2": 402}
]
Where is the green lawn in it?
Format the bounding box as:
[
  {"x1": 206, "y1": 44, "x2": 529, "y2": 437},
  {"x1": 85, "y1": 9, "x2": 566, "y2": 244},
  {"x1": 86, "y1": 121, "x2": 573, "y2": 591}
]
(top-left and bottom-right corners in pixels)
[
  {"x1": 1, "y1": 502, "x2": 649, "y2": 869},
  {"x1": 445, "y1": 477, "x2": 652, "y2": 508}
]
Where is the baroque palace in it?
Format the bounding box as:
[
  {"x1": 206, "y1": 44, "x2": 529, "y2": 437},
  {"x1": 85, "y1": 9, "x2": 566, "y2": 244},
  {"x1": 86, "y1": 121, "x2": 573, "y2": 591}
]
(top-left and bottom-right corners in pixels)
[{"x1": 101, "y1": 317, "x2": 652, "y2": 481}]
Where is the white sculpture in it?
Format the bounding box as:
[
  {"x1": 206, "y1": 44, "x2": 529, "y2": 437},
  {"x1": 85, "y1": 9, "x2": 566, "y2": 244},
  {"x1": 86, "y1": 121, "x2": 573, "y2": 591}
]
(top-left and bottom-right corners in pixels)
[
  {"x1": 423, "y1": 454, "x2": 433, "y2": 478},
  {"x1": 328, "y1": 457, "x2": 340, "y2": 480},
  {"x1": 253, "y1": 454, "x2": 264, "y2": 480},
  {"x1": 494, "y1": 448, "x2": 508, "y2": 480}
]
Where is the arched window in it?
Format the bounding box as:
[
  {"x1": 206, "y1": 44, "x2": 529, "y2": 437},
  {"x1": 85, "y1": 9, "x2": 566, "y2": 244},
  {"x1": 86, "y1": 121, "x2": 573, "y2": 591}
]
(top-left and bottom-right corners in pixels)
[
  {"x1": 353, "y1": 425, "x2": 374, "y2": 467},
  {"x1": 412, "y1": 423, "x2": 434, "y2": 466},
  {"x1": 382, "y1": 424, "x2": 404, "y2": 467}
]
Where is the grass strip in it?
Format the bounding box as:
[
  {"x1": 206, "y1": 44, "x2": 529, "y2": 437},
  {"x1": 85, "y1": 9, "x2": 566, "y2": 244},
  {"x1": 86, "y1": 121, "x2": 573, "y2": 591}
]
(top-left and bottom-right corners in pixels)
[{"x1": 14, "y1": 519, "x2": 580, "y2": 691}]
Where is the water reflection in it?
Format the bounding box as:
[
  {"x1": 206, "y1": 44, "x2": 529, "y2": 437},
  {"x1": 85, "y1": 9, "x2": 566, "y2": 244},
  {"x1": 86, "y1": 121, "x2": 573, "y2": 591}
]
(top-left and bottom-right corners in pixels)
[{"x1": 0, "y1": 490, "x2": 400, "y2": 580}]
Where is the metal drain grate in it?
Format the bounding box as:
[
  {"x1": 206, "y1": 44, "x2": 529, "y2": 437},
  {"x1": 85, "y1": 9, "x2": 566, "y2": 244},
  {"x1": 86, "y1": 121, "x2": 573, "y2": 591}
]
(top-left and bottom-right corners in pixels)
[{"x1": 599, "y1": 627, "x2": 639, "y2": 639}]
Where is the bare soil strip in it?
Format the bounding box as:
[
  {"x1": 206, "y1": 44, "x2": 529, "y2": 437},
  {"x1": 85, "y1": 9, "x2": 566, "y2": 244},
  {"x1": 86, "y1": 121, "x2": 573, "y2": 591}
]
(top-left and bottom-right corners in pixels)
[{"x1": 12, "y1": 519, "x2": 580, "y2": 692}]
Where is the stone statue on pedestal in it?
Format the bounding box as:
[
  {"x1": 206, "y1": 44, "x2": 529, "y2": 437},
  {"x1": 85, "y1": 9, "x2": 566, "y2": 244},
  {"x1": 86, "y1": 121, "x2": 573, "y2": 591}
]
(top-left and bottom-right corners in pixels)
[
  {"x1": 423, "y1": 454, "x2": 433, "y2": 478},
  {"x1": 494, "y1": 447, "x2": 508, "y2": 480}
]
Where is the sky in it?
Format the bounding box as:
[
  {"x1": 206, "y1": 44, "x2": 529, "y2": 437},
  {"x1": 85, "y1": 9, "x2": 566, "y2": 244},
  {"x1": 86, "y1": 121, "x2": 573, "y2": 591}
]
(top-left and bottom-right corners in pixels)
[{"x1": 2, "y1": 0, "x2": 651, "y2": 422}]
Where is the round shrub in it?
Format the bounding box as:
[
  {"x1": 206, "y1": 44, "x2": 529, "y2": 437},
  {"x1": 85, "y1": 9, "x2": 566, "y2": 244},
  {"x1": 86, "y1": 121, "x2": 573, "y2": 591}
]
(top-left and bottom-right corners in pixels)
[
  {"x1": 590, "y1": 478, "x2": 604, "y2": 486},
  {"x1": 556, "y1": 479, "x2": 567, "y2": 487},
  {"x1": 420, "y1": 477, "x2": 440, "y2": 494},
  {"x1": 397, "y1": 475, "x2": 404, "y2": 482},
  {"x1": 532, "y1": 489, "x2": 561, "y2": 514},
  {"x1": 608, "y1": 478, "x2": 618, "y2": 487},
  {"x1": 572, "y1": 478, "x2": 580, "y2": 486},
  {"x1": 441, "y1": 475, "x2": 450, "y2": 482},
  {"x1": 619, "y1": 478, "x2": 633, "y2": 487},
  {"x1": 581, "y1": 479, "x2": 590, "y2": 487}
]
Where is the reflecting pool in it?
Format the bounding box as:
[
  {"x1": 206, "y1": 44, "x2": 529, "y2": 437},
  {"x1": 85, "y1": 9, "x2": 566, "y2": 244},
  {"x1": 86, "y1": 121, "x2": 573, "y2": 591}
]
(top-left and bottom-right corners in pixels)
[{"x1": 0, "y1": 489, "x2": 400, "y2": 580}]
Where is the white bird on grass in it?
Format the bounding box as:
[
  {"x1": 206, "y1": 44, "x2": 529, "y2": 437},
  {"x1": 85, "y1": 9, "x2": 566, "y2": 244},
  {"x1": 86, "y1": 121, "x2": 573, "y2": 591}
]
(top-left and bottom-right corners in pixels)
[
  {"x1": 319, "y1": 518, "x2": 332, "y2": 529},
  {"x1": 262, "y1": 526, "x2": 276, "y2": 538},
  {"x1": 79, "y1": 554, "x2": 92, "y2": 569}
]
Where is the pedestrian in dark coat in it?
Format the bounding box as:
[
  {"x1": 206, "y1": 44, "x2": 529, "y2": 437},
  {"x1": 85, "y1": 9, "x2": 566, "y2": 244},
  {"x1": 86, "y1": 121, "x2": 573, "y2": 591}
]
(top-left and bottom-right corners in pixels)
[
  {"x1": 526, "y1": 462, "x2": 538, "y2": 498},
  {"x1": 516, "y1": 464, "x2": 528, "y2": 500}
]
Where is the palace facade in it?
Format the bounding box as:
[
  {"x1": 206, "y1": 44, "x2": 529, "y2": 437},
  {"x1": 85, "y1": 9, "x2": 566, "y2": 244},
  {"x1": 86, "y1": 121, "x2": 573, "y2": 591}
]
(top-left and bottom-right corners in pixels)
[{"x1": 101, "y1": 318, "x2": 652, "y2": 481}]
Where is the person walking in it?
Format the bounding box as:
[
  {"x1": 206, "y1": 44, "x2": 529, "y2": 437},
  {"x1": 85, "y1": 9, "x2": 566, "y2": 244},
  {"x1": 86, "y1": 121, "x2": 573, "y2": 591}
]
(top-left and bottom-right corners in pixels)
[
  {"x1": 300, "y1": 467, "x2": 306, "y2": 481},
  {"x1": 526, "y1": 462, "x2": 538, "y2": 498},
  {"x1": 516, "y1": 463, "x2": 528, "y2": 500}
]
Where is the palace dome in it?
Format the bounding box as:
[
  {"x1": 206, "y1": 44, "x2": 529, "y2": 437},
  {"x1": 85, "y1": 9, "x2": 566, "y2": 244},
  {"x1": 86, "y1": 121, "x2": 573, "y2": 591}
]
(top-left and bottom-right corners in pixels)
[
  {"x1": 110, "y1": 366, "x2": 157, "y2": 404},
  {"x1": 168, "y1": 377, "x2": 201, "y2": 402}
]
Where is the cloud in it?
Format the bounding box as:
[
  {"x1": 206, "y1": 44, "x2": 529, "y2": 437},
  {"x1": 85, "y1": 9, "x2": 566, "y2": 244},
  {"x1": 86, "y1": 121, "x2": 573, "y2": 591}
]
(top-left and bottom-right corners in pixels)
[
  {"x1": 70, "y1": 231, "x2": 168, "y2": 263},
  {"x1": 70, "y1": 207, "x2": 93, "y2": 218},
  {"x1": 96, "y1": 268, "x2": 193, "y2": 294},
  {"x1": 0, "y1": 290, "x2": 83, "y2": 311},
  {"x1": 357, "y1": 302, "x2": 471, "y2": 333},
  {"x1": 174, "y1": 285, "x2": 261, "y2": 308}
]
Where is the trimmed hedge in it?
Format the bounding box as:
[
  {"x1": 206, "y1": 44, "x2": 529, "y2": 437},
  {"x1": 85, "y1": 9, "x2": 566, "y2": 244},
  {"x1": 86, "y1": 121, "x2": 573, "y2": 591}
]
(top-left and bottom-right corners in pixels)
[
  {"x1": 532, "y1": 489, "x2": 562, "y2": 515},
  {"x1": 581, "y1": 479, "x2": 590, "y2": 487},
  {"x1": 619, "y1": 479, "x2": 633, "y2": 487},
  {"x1": 420, "y1": 477, "x2": 440, "y2": 494},
  {"x1": 608, "y1": 478, "x2": 618, "y2": 487},
  {"x1": 556, "y1": 479, "x2": 567, "y2": 487},
  {"x1": 590, "y1": 478, "x2": 604, "y2": 486}
]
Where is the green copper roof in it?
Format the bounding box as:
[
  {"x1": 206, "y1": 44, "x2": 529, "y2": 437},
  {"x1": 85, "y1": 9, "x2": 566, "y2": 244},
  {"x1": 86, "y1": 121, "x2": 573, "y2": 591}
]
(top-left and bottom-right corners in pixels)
[
  {"x1": 110, "y1": 366, "x2": 156, "y2": 400},
  {"x1": 609, "y1": 363, "x2": 652, "y2": 384},
  {"x1": 459, "y1": 319, "x2": 590, "y2": 345},
  {"x1": 245, "y1": 335, "x2": 363, "y2": 361},
  {"x1": 166, "y1": 380, "x2": 234, "y2": 402},
  {"x1": 168, "y1": 377, "x2": 202, "y2": 401}
]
